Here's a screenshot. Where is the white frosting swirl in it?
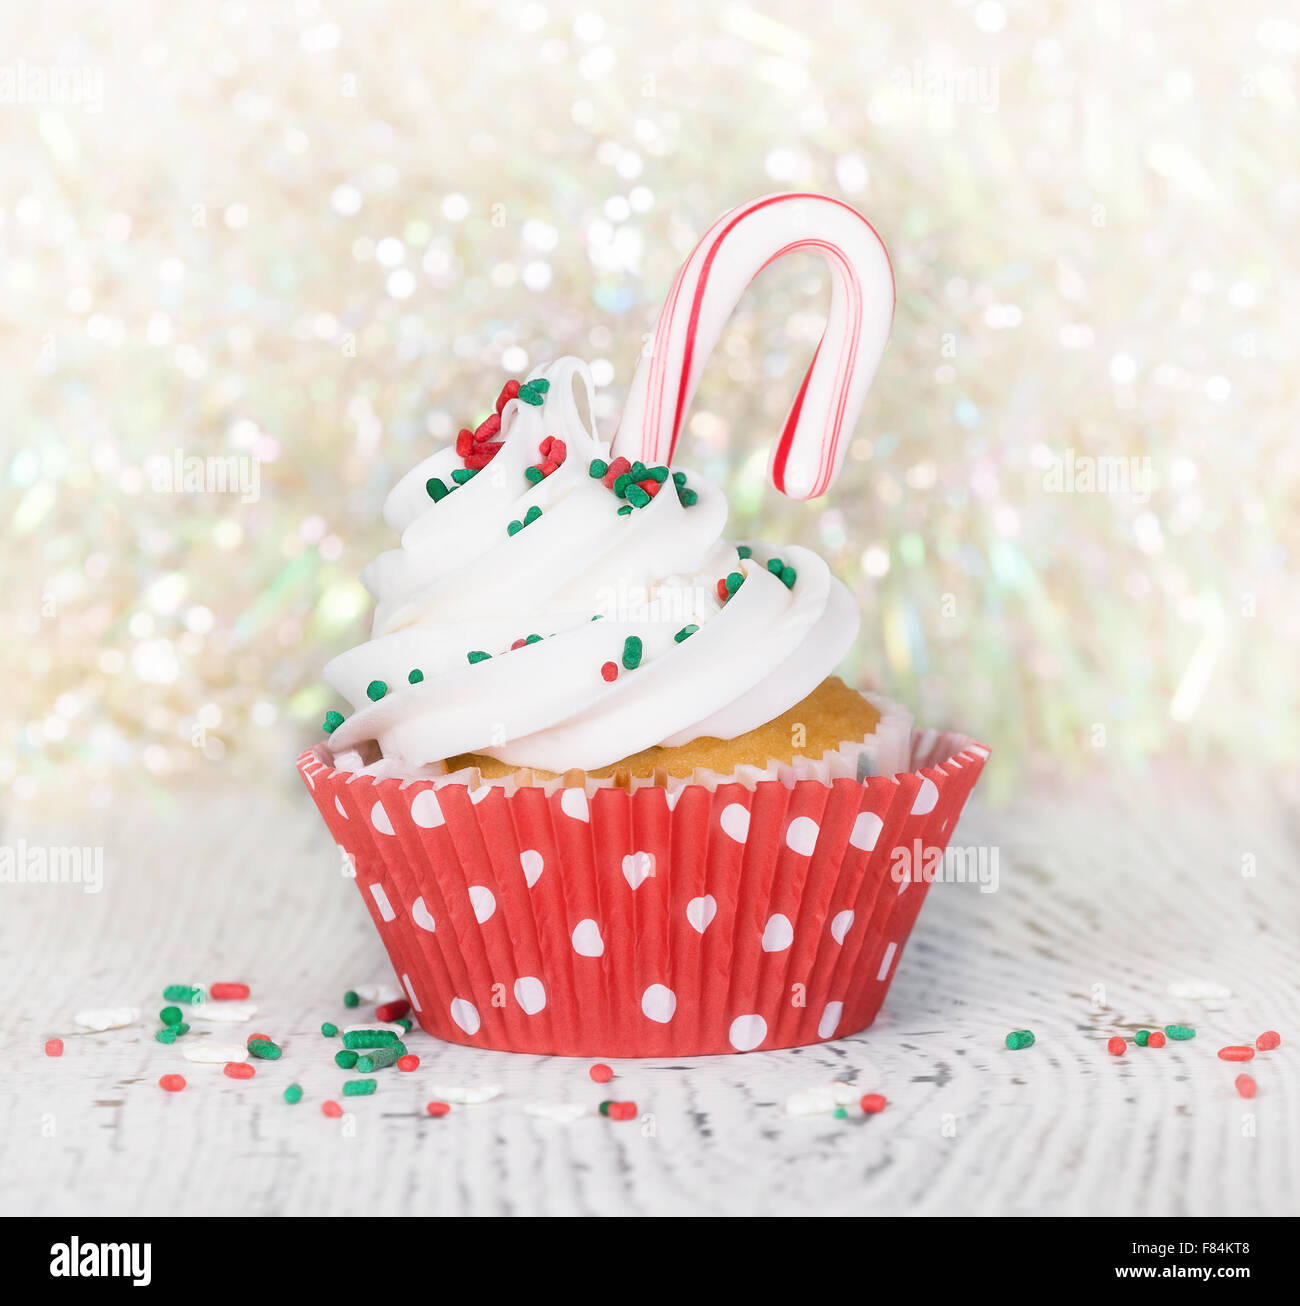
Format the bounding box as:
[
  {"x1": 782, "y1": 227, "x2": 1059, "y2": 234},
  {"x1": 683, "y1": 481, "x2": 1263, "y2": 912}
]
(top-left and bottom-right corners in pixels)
[{"x1": 323, "y1": 358, "x2": 859, "y2": 772}]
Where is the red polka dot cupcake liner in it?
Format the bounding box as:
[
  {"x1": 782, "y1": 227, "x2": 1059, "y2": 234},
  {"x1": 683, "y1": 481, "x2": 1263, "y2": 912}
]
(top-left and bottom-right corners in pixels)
[{"x1": 298, "y1": 728, "x2": 988, "y2": 1057}]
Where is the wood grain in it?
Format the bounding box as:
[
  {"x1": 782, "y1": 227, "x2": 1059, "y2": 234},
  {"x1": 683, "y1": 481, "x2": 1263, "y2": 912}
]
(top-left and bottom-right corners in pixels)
[{"x1": 2, "y1": 764, "x2": 1296, "y2": 1216}]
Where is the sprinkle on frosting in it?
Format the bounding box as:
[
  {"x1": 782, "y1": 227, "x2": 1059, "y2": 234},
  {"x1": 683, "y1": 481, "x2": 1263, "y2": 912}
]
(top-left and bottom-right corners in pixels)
[
  {"x1": 600, "y1": 661, "x2": 618, "y2": 682},
  {"x1": 451, "y1": 468, "x2": 477, "y2": 485},
  {"x1": 736, "y1": 544, "x2": 752, "y2": 559},
  {"x1": 507, "y1": 505, "x2": 543, "y2": 536},
  {"x1": 426, "y1": 476, "x2": 449, "y2": 502},
  {"x1": 589, "y1": 458, "x2": 608, "y2": 478},
  {"x1": 766, "y1": 557, "x2": 797, "y2": 589},
  {"x1": 717, "y1": 571, "x2": 745, "y2": 602},
  {"x1": 467, "y1": 650, "x2": 491, "y2": 664},
  {"x1": 323, "y1": 710, "x2": 344, "y2": 733},
  {"x1": 366, "y1": 680, "x2": 388, "y2": 701},
  {"x1": 408, "y1": 669, "x2": 424, "y2": 684},
  {"x1": 621, "y1": 636, "x2": 642, "y2": 670},
  {"x1": 673, "y1": 625, "x2": 699, "y2": 643}
]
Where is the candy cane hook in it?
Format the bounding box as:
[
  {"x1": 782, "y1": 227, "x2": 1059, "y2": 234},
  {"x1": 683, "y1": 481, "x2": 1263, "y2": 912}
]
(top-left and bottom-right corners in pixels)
[{"x1": 614, "y1": 192, "x2": 895, "y2": 500}]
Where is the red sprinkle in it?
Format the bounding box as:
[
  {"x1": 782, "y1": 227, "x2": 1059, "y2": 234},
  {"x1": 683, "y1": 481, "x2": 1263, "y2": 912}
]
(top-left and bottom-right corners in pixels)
[
  {"x1": 609, "y1": 1101, "x2": 637, "y2": 1121},
  {"x1": 1235, "y1": 1074, "x2": 1257, "y2": 1099},
  {"x1": 716, "y1": 578, "x2": 729, "y2": 602},
  {"x1": 322, "y1": 1100, "x2": 343, "y2": 1118},
  {"x1": 496, "y1": 379, "x2": 521, "y2": 412},
  {"x1": 1107, "y1": 1036, "x2": 1127, "y2": 1056},
  {"x1": 1257, "y1": 1030, "x2": 1281, "y2": 1051},
  {"x1": 247, "y1": 1032, "x2": 271, "y2": 1044},
  {"x1": 397, "y1": 1055, "x2": 420, "y2": 1072},
  {"x1": 1218, "y1": 1045, "x2": 1255, "y2": 1061},
  {"x1": 376, "y1": 999, "x2": 411, "y2": 1023},
  {"x1": 426, "y1": 1101, "x2": 451, "y2": 1117},
  {"x1": 474, "y1": 412, "x2": 502, "y2": 442},
  {"x1": 210, "y1": 982, "x2": 251, "y2": 1000},
  {"x1": 602, "y1": 456, "x2": 631, "y2": 489},
  {"x1": 159, "y1": 1074, "x2": 186, "y2": 1092},
  {"x1": 511, "y1": 638, "x2": 527, "y2": 650},
  {"x1": 456, "y1": 428, "x2": 475, "y2": 457},
  {"x1": 589, "y1": 1063, "x2": 614, "y2": 1084},
  {"x1": 548, "y1": 439, "x2": 567, "y2": 464},
  {"x1": 45, "y1": 1038, "x2": 63, "y2": 1058},
  {"x1": 859, "y1": 1093, "x2": 888, "y2": 1114},
  {"x1": 1147, "y1": 1030, "x2": 1167, "y2": 1047},
  {"x1": 224, "y1": 1062, "x2": 256, "y2": 1079},
  {"x1": 600, "y1": 661, "x2": 618, "y2": 682},
  {"x1": 637, "y1": 478, "x2": 661, "y2": 497}
]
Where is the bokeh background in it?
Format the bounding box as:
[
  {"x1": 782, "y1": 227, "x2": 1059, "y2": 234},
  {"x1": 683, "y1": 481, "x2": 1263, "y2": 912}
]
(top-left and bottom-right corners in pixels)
[{"x1": 4, "y1": 0, "x2": 1298, "y2": 814}]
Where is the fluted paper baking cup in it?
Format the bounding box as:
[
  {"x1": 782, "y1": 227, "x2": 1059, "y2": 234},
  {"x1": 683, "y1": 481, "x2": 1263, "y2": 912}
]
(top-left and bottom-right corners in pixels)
[{"x1": 297, "y1": 723, "x2": 988, "y2": 1057}]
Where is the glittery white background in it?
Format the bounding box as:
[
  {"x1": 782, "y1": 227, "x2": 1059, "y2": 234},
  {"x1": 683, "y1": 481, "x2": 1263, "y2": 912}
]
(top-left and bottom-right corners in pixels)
[{"x1": 5, "y1": 0, "x2": 1297, "y2": 810}]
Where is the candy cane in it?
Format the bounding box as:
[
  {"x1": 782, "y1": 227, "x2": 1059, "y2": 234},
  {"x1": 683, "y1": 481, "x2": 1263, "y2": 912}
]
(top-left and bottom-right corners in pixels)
[{"x1": 614, "y1": 192, "x2": 895, "y2": 500}]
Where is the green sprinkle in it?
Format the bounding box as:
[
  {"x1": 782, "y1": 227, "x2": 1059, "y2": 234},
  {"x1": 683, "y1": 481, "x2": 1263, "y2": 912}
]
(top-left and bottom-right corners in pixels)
[
  {"x1": 321, "y1": 1022, "x2": 339, "y2": 1038},
  {"x1": 1135, "y1": 1029, "x2": 1150, "y2": 1046},
  {"x1": 736, "y1": 544, "x2": 751, "y2": 559},
  {"x1": 621, "y1": 636, "x2": 642, "y2": 670},
  {"x1": 248, "y1": 1038, "x2": 282, "y2": 1060},
  {"x1": 343, "y1": 1078, "x2": 378, "y2": 1096},
  {"x1": 451, "y1": 468, "x2": 477, "y2": 484},
  {"x1": 425, "y1": 476, "x2": 449, "y2": 502},
  {"x1": 323, "y1": 710, "x2": 344, "y2": 734},
  {"x1": 673, "y1": 471, "x2": 687, "y2": 487},
  {"x1": 507, "y1": 520, "x2": 522, "y2": 536},
  {"x1": 612, "y1": 472, "x2": 632, "y2": 497},
  {"x1": 467, "y1": 650, "x2": 491, "y2": 664},
  {"x1": 724, "y1": 571, "x2": 744, "y2": 596},
  {"x1": 617, "y1": 504, "x2": 633, "y2": 516},
  {"x1": 155, "y1": 1028, "x2": 178, "y2": 1044},
  {"x1": 625, "y1": 484, "x2": 650, "y2": 508},
  {"x1": 356, "y1": 1047, "x2": 400, "y2": 1072},
  {"x1": 673, "y1": 624, "x2": 699, "y2": 643},
  {"x1": 408, "y1": 669, "x2": 423, "y2": 685},
  {"x1": 395, "y1": 1018, "x2": 413, "y2": 1033},
  {"x1": 525, "y1": 633, "x2": 542, "y2": 644},
  {"x1": 629, "y1": 461, "x2": 647, "y2": 478},
  {"x1": 163, "y1": 985, "x2": 204, "y2": 1004},
  {"x1": 366, "y1": 680, "x2": 388, "y2": 701},
  {"x1": 589, "y1": 458, "x2": 609, "y2": 478},
  {"x1": 342, "y1": 1030, "x2": 402, "y2": 1050},
  {"x1": 159, "y1": 1006, "x2": 183, "y2": 1026},
  {"x1": 528, "y1": 377, "x2": 550, "y2": 393},
  {"x1": 1165, "y1": 1023, "x2": 1196, "y2": 1041},
  {"x1": 1005, "y1": 1029, "x2": 1035, "y2": 1050},
  {"x1": 780, "y1": 565, "x2": 796, "y2": 588},
  {"x1": 833, "y1": 1106, "x2": 848, "y2": 1120},
  {"x1": 678, "y1": 488, "x2": 698, "y2": 506},
  {"x1": 343, "y1": 990, "x2": 360, "y2": 1008},
  {"x1": 647, "y1": 466, "x2": 669, "y2": 482},
  {"x1": 283, "y1": 1084, "x2": 303, "y2": 1104},
  {"x1": 517, "y1": 386, "x2": 544, "y2": 406},
  {"x1": 598, "y1": 1100, "x2": 612, "y2": 1116},
  {"x1": 524, "y1": 505, "x2": 541, "y2": 525},
  {"x1": 335, "y1": 1049, "x2": 358, "y2": 1069},
  {"x1": 524, "y1": 465, "x2": 544, "y2": 484},
  {"x1": 766, "y1": 557, "x2": 784, "y2": 576}
]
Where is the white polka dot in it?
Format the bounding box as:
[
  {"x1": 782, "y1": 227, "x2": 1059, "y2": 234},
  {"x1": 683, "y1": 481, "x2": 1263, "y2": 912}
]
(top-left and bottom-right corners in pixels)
[
  {"x1": 849, "y1": 811, "x2": 883, "y2": 851},
  {"x1": 685, "y1": 895, "x2": 717, "y2": 934},
  {"x1": 876, "y1": 940, "x2": 898, "y2": 982},
  {"x1": 719, "y1": 802, "x2": 750, "y2": 843},
  {"x1": 402, "y1": 973, "x2": 422, "y2": 1013},
  {"x1": 410, "y1": 789, "x2": 444, "y2": 828},
  {"x1": 468, "y1": 784, "x2": 493, "y2": 805},
  {"x1": 411, "y1": 895, "x2": 436, "y2": 932},
  {"x1": 728, "y1": 1013, "x2": 767, "y2": 1051},
  {"x1": 368, "y1": 882, "x2": 395, "y2": 921},
  {"x1": 520, "y1": 849, "x2": 544, "y2": 886},
  {"x1": 818, "y1": 1001, "x2": 843, "y2": 1039},
  {"x1": 622, "y1": 851, "x2": 654, "y2": 889},
  {"x1": 468, "y1": 885, "x2": 496, "y2": 923},
  {"x1": 571, "y1": 918, "x2": 603, "y2": 957},
  {"x1": 449, "y1": 998, "x2": 480, "y2": 1035},
  {"x1": 641, "y1": 983, "x2": 676, "y2": 1023},
  {"x1": 830, "y1": 910, "x2": 854, "y2": 944},
  {"x1": 911, "y1": 777, "x2": 939, "y2": 815},
  {"x1": 514, "y1": 977, "x2": 546, "y2": 1014},
  {"x1": 785, "y1": 816, "x2": 819, "y2": 856},
  {"x1": 967, "y1": 744, "x2": 990, "y2": 758},
  {"x1": 560, "y1": 787, "x2": 589, "y2": 821},
  {"x1": 334, "y1": 795, "x2": 348, "y2": 819},
  {"x1": 761, "y1": 913, "x2": 794, "y2": 952},
  {"x1": 370, "y1": 801, "x2": 394, "y2": 835}
]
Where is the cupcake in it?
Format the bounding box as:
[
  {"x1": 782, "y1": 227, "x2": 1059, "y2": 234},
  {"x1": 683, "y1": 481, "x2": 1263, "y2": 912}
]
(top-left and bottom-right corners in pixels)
[{"x1": 299, "y1": 193, "x2": 988, "y2": 1056}]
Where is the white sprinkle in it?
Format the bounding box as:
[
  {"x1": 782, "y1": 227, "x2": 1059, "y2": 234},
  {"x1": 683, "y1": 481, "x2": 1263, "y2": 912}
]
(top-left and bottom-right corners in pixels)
[
  {"x1": 785, "y1": 1082, "x2": 857, "y2": 1117},
  {"x1": 429, "y1": 1083, "x2": 502, "y2": 1105},
  {"x1": 525, "y1": 1101, "x2": 586, "y2": 1122},
  {"x1": 1167, "y1": 978, "x2": 1232, "y2": 1001},
  {"x1": 190, "y1": 1001, "x2": 258, "y2": 1023},
  {"x1": 74, "y1": 1007, "x2": 140, "y2": 1031},
  {"x1": 354, "y1": 981, "x2": 405, "y2": 1003},
  {"x1": 183, "y1": 1041, "x2": 249, "y2": 1063}
]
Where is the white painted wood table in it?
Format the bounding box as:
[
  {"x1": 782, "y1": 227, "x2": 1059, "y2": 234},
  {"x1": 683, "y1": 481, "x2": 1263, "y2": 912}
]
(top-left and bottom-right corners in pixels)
[{"x1": 3, "y1": 763, "x2": 1297, "y2": 1217}]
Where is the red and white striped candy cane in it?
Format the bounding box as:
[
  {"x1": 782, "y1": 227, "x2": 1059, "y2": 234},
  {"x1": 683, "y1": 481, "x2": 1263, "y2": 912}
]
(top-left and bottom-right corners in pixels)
[{"x1": 614, "y1": 192, "x2": 895, "y2": 500}]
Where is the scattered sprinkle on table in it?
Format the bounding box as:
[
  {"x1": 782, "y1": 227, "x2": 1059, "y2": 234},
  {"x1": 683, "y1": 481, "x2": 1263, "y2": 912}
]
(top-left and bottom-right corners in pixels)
[
  {"x1": 833, "y1": 1106, "x2": 848, "y2": 1119},
  {"x1": 75, "y1": 1007, "x2": 140, "y2": 1031},
  {"x1": 356, "y1": 1047, "x2": 400, "y2": 1072},
  {"x1": 224, "y1": 1062, "x2": 255, "y2": 1079},
  {"x1": 322, "y1": 1100, "x2": 343, "y2": 1118},
  {"x1": 247, "y1": 1037, "x2": 281, "y2": 1060},
  {"x1": 210, "y1": 982, "x2": 251, "y2": 1000},
  {"x1": 1147, "y1": 1030, "x2": 1167, "y2": 1047},
  {"x1": 429, "y1": 1083, "x2": 501, "y2": 1105},
  {"x1": 321, "y1": 1022, "x2": 339, "y2": 1038},
  {"x1": 343, "y1": 1078, "x2": 377, "y2": 1097},
  {"x1": 426, "y1": 1101, "x2": 451, "y2": 1117},
  {"x1": 1257, "y1": 1030, "x2": 1281, "y2": 1051},
  {"x1": 191, "y1": 1001, "x2": 258, "y2": 1024},
  {"x1": 1107, "y1": 1036, "x2": 1127, "y2": 1056},
  {"x1": 589, "y1": 1063, "x2": 614, "y2": 1083},
  {"x1": 375, "y1": 999, "x2": 410, "y2": 1023},
  {"x1": 1135, "y1": 1029, "x2": 1150, "y2": 1046},
  {"x1": 163, "y1": 985, "x2": 204, "y2": 1004},
  {"x1": 343, "y1": 990, "x2": 361, "y2": 1008},
  {"x1": 158, "y1": 1074, "x2": 186, "y2": 1092},
  {"x1": 1164, "y1": 1023, "x2": 1196, "y2": 1041},
  {"x1": 1005, "y1": 1029, "x2": 1034, "y2": 1050},
  {"x1": 284, "y1": 1084, "x2": 303, "y2": 1104},
  {"x1": 45, "y1": 1039, "x2": 63, "y2": 1057},
  {"x1": 184, "y1": 1041, "x2": 247, "y2": 1063},
  {"x1": 159, "y1": 1006, "x2": 184, "y2": 1026},
  {"x1": 335, "y1": 1050, "x2": 358, "y2": 1069},
  {"x1": 1235, "y1": 1074, "x2": 1257, "y2": 1099},
  {"x1": 1218, "y1": 1045, "x2": 1255, "y2": 1061},
  {"x1": 397, "y1": 1055, "x2": 420, "y2": 1072},
  {"x1": 860, "y1": 1094, "x2": 888, "y2": 1114}
]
